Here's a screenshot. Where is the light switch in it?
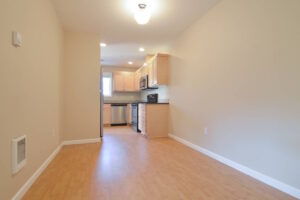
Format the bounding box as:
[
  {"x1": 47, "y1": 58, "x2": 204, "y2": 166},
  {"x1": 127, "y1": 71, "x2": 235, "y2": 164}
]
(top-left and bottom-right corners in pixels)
[{"x1": 12, "y1": 31, "x2": 22, "y2": 47}]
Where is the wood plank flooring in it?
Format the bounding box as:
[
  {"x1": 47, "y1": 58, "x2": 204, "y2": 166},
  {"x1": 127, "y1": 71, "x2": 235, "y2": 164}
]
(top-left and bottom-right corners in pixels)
[{"x1": 23, "y1": 126, "x2": 295, "y2": 200}]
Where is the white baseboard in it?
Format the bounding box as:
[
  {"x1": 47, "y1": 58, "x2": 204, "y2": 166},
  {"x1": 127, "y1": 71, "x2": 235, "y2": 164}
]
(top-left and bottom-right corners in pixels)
[
  {"x1": 168, "y1": 134, "x2": 300, "y2": 199},
  {"x1": 62, "y1": 138, "x2": 101, "y2": 145},
  {"x1": 12, "y1": 137, "x2": 100, "y2": 200},
  {"x1": 12, "y1": 143, "x2": 63, "y2": 200}
]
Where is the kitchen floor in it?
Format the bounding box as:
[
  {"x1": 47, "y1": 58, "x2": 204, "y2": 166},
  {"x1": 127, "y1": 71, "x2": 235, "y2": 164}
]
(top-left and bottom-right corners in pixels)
[{"x1": 23, "y1": 126, "x2": 294, "y2": 200}]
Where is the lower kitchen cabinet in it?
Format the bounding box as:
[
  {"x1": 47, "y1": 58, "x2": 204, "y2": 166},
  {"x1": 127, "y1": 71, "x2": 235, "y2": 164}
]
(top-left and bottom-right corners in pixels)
[
  {"x1": 138, "y1": 104, "x2": 169, "y2": 138},
  {"x1": 103, "y1": 104, "x2": 111, "y2": 126}
]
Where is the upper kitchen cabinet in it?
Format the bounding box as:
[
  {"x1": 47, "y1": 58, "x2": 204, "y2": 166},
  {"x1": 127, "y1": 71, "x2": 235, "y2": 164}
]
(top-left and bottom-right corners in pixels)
[
  {"x1": 134, "y1": 69, "x2": 142, "y2": 91},
  {"x1": 147, "y1": 61, "x2": 154, "y2": 87},
  {"x1": 113, "y1": 72, "x2": 125, "y2": 91},
  {"x1": 146, "y1": 54, "x2": 169, "y2": 88},
  {"x1": 113, "y1": 53, "x2": 169, "y2": 92},
  {"x1": 113, "y1": 71, "x2": 136, "y2": 92},
  {"x1": 141, "y1": 64, "x2": 149, "y2": 77},
  {"x1": 124, "y1": 72, "x2": 135, "y2": 91}
]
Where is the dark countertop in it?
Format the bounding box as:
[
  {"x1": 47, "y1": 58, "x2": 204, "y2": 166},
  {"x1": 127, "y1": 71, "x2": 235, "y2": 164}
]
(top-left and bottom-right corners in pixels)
[
  {"x1": 104, "y1": 100, "x2": 169, "y2": 105},
  {"x1": 133, "y1": 101, "x2": 169, "y2": 105},
  {"x1": 103, "y1": 101, "x2": 136, "y2": 104}
]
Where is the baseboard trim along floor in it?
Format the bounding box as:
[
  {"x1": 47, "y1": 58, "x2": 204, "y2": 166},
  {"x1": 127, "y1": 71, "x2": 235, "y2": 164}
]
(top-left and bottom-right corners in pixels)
[
  {"x1": 12, "y1": 134, "x2": 300, "y2": 200},
  {"x1": 12, "y1": 138, "x2": 101, "y2": 200},
  {"x1": 62, "y1": 138, "x2": 101, "y2": 146},
  {"x1": 168, "y1": 133, "x2": 300, "y2": 199}
]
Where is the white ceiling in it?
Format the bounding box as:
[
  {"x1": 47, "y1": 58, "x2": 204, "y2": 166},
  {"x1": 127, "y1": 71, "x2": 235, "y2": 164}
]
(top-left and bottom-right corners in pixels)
[{"x1": 52, "y1": 0, "x2": 219, "y2": 67}]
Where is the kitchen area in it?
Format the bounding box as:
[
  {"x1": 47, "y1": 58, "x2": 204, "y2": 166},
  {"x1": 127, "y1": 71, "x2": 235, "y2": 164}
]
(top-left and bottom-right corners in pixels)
[{"x1": 102, "y1": 53, "x2": 169, "y2": 138}]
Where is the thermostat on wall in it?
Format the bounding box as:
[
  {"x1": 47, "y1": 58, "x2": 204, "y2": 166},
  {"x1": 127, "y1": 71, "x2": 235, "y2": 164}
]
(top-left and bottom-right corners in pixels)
[{"x1": 12, "y1": 31, "x2": 22, "y2": 47}]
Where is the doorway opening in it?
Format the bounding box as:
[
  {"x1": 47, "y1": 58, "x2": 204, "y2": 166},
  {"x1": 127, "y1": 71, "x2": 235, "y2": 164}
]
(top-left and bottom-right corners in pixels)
[{"x1": 100, "y1": 67, "x2": 142, "y2": 138}]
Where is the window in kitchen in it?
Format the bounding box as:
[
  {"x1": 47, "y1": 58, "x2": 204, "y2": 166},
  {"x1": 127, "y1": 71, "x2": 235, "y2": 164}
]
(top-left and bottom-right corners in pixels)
[{"x1": 102, "y1": 72, "x2": 112, "y2": 97}]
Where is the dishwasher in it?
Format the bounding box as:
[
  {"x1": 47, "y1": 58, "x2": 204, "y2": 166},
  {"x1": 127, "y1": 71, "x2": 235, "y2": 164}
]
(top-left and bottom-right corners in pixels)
[{"x1": 111, "y1": 104, "x2": 127, "y2": 126}]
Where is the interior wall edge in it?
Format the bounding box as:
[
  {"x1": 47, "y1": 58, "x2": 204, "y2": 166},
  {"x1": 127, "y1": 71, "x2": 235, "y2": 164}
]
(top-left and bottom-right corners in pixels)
[
  {"x1": 11, "y1": 138, "x2": 101, "y2": 200},
  {"x1": 11, "y1": 143, "x2": 63, "y2": 200}
]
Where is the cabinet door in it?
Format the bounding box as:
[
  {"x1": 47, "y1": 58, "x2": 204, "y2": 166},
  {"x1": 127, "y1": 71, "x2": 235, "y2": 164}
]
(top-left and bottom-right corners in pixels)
[
  {"x1": 152, "y1": 57, "x2": 158, "y2": 86},
  {"x1": 145, "y1": 56, "x2": 157, "y2": 87},
  {"x1": 156, "y1": 54, "x2": 169, "y2": 85},
  {"x1": 141, "y1": 66, "x2": 149, "y2": 77},
  {"x1": 124, "y1": 73, "x2": 135, "y2": 91},
  {"x1": 103, "y1": 104, "x2": 111, "y2": 125},
  {"x1": 148, "y1": 61, "x2": 154, "y2": 87},
  {"x1": 134, "y1": 71, "x2": 141, "y2": 91},
  {"x1": 113, "y1": 72, "x2": 124, "y2": 91}
]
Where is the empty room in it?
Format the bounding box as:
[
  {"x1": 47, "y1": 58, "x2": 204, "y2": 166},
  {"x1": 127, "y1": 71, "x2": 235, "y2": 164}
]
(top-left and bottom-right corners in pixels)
[{"x1": 1, "y1": 0, "x2": 299, "y2": 199}]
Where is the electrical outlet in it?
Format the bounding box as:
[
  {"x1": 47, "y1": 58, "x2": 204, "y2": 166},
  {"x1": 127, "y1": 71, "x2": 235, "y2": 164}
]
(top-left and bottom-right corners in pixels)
[{"x1": 204, "y1": 127, "x2": 208, "y2": 135}]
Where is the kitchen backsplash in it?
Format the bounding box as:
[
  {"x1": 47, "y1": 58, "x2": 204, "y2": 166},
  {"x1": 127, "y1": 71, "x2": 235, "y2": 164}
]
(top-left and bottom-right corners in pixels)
[
  {"x1": 141, "y1": 85, "x2": 169, "y2": 101},
  {"x1": 104, "y1": 91, "x2": 141, "y2": 102}
]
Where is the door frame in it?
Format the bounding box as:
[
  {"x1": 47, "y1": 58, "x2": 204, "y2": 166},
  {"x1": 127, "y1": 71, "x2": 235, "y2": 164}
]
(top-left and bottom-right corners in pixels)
[{"x1": 100, "y1": 67, "x2": 104, "y2": 138}]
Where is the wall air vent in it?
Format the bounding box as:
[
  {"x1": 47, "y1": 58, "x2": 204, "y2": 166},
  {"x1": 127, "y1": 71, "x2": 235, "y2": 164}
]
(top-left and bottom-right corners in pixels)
[{"x1": 12, "y1": 135, "x2": 27, "y2": 174}]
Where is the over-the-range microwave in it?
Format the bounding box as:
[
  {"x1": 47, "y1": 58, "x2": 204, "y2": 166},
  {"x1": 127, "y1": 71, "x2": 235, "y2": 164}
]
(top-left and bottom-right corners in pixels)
[{"x1": 139, "y1": 75, "x2": 158, "y2": 90}]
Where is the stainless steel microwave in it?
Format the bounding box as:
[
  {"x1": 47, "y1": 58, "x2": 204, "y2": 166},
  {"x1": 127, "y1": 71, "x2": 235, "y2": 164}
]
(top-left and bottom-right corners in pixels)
[{"x1": 139, "y1": 75, "x2": 158, "y2": 90}]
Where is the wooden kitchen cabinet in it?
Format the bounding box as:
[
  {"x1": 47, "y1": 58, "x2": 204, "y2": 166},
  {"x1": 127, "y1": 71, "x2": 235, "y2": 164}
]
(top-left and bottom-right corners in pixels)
[
  {"x1": 143, "y1": 54, "x2": 169, "y2": 88},
  {"x1": 138, "y1": 103, "x2": 169, "y2": 138},
  {"x1": 113, "y1": 71, "x2": 136, "y2": 92},
  {"x1": 134, "y1": 69, "x2": 141, "y2": 91},
  {"x1": 147, "y1": 61, "x2": 154, "y2": 87},
  {"x1": 151, "y1": 54, "x2": 169, "y2": 87},
  {"x1": 124, "y1": 73, "x2": 135, "y2": 91},
  {"x1": 113, "y1": 72, "x2": 125, "y2": 91},
  {"x1": 103, "y1": 104, "x2": 111, "y2": 126},
  {"x1": 113, "y1": 53, "x2": 169, "y2": 92},
  {"x1": 143, "y1": 65, "x2": 149, "y2": 77}
]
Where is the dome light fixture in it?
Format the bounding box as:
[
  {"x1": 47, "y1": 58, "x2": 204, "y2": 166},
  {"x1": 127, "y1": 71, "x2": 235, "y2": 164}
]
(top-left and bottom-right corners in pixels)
[{"x1": 134, "y1": 3, "x2": 151, "y2": 25}]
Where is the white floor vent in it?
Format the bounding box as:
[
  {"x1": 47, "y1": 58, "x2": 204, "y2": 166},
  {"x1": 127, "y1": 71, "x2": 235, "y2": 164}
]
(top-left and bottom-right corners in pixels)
[{"x1": 12, "y1": 135, "x2": 27, "y2": 174}]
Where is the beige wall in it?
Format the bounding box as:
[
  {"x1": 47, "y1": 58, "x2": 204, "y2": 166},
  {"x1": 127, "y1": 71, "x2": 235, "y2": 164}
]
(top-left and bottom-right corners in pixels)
[
  {"x1": 0, "y1": 0, "x2": 64, "y2": 199},
  {"x1": 63, "y1": 31, "x2": 101, "y2": 140},
  {"x1": 0, "y1": 3, "x2": 101, "y2": 198},
  {"x1": 169, "y1": 0, "x2": 300, "y2": 189}
]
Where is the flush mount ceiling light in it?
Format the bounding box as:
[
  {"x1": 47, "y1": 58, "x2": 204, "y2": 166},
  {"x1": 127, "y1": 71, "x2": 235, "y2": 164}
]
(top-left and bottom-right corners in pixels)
[
  {"x1": 134, "y1": 3, "x2": 151, "y2": 25},
  {"x1": 128, "y1": 61, "x2": 133, "y2": 65},
  {"x1": 100, "y1": 43, "x2": 107, "y2": 47},
  {"x1": 139, "y1": 47, "x2": 145, "y2": 52}
]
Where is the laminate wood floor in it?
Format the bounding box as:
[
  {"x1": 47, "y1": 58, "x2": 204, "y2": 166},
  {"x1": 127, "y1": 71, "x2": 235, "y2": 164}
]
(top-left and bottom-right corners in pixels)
[{"x1": 23, "y1": 126, "x2": 295, "y2": 200}]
